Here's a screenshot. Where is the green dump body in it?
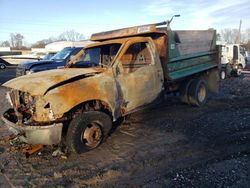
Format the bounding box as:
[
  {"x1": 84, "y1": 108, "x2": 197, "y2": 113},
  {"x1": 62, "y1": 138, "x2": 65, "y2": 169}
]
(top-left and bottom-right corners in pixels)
[{"x1": 165, "y1": 29, "x2": 218, "y2": 81}]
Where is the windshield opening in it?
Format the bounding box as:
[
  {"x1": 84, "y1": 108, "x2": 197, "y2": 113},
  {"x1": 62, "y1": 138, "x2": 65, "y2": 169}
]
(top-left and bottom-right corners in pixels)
[
  {"x1": 51, "y1": 47, "x2": 73, "y2": 60},
  {"x1": 70, "y1": 43, "x2": 121, "y2": 68},
  {"x1": 240, "y1": 46, "x2": 245, "y2": 56},
  {"x1": 43, "y1": 52, "x2": 57, "y2": 60}
]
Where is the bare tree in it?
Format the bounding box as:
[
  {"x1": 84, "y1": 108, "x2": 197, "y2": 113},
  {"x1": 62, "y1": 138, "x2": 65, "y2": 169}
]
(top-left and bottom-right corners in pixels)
[
  {"x1": 245, "y1": 40, "x2": 250, "y2": 51},
  {"x1": 10, "y1": 33, "x2": 24, "y2": 49},
  {"x1": 58, "y1": 30, "x2": 85, "y2": 41},
  {"x1": 245, "y1": 29, "x2": 250, "y2": 50},
  {"x1": 220, "y1": 28, "x2": 239, "y2": 44},
  {"x1": 216, "y1": 33, "x2": 221, "y2": 41},
  {"x1": 0, "y1": 41, "x2": 10, "y2": 47},
  {"x1": 31, "y1": 38, "x2": 57, "y2": 48},
  {"x1": 245, "y1": 28, "x2": 250, "y2": 42},
  {"x1": 220, "y1": 28, "x2": 250, "y2": 44}
]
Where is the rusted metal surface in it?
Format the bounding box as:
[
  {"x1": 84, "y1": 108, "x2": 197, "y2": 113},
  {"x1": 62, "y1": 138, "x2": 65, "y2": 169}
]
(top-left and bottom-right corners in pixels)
[
  {"x1": 0, "y1": 134, "x2": 16, "y2": 143},
  {"x1": 91, "y1": 24, "x2": 165, "y2": 41},
  {"x1": 2, "y1": 114, "x2": 63, "y2": 145},
  {"x1": 3, "y1": 68, "x2": 103, "y2": 96},
  {"x1": 22, "y1": 145, "x2": 43, "y2": 157}
]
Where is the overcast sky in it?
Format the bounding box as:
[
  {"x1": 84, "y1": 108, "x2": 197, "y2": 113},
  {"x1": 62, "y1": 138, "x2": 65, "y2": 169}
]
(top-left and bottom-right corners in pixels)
[{"x1": 0, "y1": 0, "x2": 249, "y2": 44}]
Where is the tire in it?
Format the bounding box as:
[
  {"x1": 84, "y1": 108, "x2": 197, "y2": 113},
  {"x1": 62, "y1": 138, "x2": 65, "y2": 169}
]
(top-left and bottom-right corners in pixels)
[
  {"x1": 187, "y1": 79, "x2": 208, "y2": 107},
  {"x1": 220, "y1": 69, "x2": 226, "y2": 80},
  {"x1": 237, "y1": 69, "x2": 242, "y2": 76},
  {"x1": 0, "y1": 64, "x2": 6, "y2": 70},
  {"x1": 179, "y1": 79, "x2": 194, "y2": 104},
  {"x1": 236, "y1": 65, "x2": 243, "y2": 76},
  {"x1": 231, "y1": 65, "x2": 243, "y2": 77},
  {"x1": 231, "y1": 69, "x2": 241, "y2": 77},
  {"x1": 66, "y1": 111, "x2": 112, "y2": 154}
]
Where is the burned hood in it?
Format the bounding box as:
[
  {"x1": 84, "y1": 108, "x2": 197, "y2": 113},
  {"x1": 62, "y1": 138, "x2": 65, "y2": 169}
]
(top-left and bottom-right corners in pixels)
[{"x1": 3, "y1": 68, "x2": 103, "y2": 96}]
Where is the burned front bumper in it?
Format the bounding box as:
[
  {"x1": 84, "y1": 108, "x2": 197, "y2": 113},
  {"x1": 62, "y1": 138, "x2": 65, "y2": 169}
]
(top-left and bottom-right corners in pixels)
[{"x1": 2, "y1": 110, "x2": 63, "y2": 145}]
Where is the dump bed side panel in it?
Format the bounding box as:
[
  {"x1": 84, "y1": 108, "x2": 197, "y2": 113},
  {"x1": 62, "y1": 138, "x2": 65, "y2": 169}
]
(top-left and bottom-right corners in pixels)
[
  {"x1": 176, "y1": 30, "x2": 216, "y2": 55},
  {"x1": 166, "y1": 30, "x2": 218, "y2": 81}
]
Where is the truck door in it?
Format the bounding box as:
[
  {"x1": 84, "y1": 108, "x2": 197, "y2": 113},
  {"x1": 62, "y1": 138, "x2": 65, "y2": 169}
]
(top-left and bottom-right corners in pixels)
[{"x1": 115, "y1": 39, "x2": 164, "y2": 112}]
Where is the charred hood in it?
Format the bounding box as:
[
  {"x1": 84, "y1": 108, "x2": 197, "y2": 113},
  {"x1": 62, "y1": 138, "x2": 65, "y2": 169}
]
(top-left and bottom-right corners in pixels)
[{"x1": 3, "y1": 68, "x2": 103, "y2": 95}]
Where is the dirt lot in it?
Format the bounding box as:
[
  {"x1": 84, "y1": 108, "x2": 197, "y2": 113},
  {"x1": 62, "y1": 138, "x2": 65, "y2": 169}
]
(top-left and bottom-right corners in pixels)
[{"x1": 0, "y1": 69, "x2": 250, "y2": 187}]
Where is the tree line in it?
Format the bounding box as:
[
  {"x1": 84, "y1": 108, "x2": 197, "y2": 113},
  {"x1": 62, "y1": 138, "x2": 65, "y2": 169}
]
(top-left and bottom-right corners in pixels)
[{"x1": 0, "y1": 30, "x2": 85, "y2": 50}]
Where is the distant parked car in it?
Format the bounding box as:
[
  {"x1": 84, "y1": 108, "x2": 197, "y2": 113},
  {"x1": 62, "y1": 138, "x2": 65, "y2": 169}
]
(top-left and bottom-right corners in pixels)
[
  {"x1": 0, "y1": 58, "x2": 8, "y2": 69},
  {"x1": 0, "y1": 63, "x2": 6, "y2": 69},
  {"x1": 42, "y1": 52, "x2": 57, "y2": 60},
  {"x1": 16, "y1": 41, "x2": 93, "y2": 77}
]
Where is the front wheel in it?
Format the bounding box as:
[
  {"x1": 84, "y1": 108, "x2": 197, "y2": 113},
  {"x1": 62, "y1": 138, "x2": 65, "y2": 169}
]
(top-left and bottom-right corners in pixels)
[
  {"x1": 0, "y1": 64, "x2": 6, "y2": 70},
  {"x1": 231, "y1": 65, "x2": 243, "y2": 77},
  {"x1": 66, "y1": 111, "x2": 112, "y2": 154}
]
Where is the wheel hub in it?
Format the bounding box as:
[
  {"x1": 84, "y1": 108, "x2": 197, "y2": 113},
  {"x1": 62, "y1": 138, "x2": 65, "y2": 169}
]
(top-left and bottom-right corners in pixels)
[{"x1": 82, "y1": 123, "x2": 102, "y2": 148}]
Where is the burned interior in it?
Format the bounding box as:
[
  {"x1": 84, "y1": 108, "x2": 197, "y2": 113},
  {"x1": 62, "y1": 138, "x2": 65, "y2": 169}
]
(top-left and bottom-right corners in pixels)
[
  {"x1": 70, "y1": 43, "x2": 121, "y2": 68},
  {"x1": 120, "y1": 42, "x2": 153, "y2": 73}
]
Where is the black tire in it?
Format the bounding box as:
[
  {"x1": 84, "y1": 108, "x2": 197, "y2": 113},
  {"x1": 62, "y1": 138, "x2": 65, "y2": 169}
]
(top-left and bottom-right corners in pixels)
[
  {"x1": 66, "y1": 111, "x2": 112, "y2": 154},
  {"x1": 236, "y1": 65, "x2": 243, "y2": 76},
  {"x1": 179, "y1": 79, "x2": 194, "y2": 104},
  {"x1": 0, "y1": 64, "x2": 6, "y2": 70},
  {"x1": 231, "y1": 65, "x2": 243, "y2": 77},
  {"x1": 187, "y1": 79, "x2": 208, "y2": 107},
  {"x1": 231, "y1": 69, "x2": 241, "y2": 77}
]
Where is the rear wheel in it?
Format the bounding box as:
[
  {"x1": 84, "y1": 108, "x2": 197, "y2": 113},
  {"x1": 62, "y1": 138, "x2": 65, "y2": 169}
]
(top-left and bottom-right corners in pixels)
[
  {"x1": 179, "y1": 79, "x2": 194, "y2": 104},
  {"x1": 66, "y1": 111, "x2": 112, "y2": 154},
  {"x1": 187, "y1": 79, "x2": 208, "y2": 106}
]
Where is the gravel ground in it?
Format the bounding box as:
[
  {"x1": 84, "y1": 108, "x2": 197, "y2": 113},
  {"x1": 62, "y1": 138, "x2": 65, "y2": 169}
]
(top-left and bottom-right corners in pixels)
[{"x1": 0, "y1": 69, "x2": 250, "y2": 187}]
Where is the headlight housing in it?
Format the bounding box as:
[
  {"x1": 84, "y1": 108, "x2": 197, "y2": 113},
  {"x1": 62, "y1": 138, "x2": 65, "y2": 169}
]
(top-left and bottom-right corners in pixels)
[{"x1": 22, "y1": 93, "x2": 36, "y2": 112}]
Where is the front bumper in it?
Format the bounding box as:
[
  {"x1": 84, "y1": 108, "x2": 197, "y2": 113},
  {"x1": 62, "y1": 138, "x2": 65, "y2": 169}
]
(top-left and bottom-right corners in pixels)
[{"x1": 1, "y1": 114, "x2": 63, "y2": 145}]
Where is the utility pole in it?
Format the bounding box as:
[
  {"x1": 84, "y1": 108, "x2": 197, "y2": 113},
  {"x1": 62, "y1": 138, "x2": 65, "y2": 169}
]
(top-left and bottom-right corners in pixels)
[{"x1": 235, "y1": 20, "x2": 242, "y2": 44}]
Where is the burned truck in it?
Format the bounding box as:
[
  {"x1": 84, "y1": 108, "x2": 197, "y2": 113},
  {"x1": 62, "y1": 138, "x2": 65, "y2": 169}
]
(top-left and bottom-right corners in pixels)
[{"x1": 2, "y1": 20, "x2": 219, "y2": 153}]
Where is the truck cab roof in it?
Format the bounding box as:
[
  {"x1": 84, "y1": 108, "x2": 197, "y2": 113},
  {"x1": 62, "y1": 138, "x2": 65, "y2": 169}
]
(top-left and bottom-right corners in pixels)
[{"x1": 91, "y1": 25, "x2": 166, "y2": 41}]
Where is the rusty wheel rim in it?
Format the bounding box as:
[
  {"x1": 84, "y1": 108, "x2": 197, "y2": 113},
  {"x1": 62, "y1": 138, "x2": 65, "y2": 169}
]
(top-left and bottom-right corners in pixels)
[{"x1": 81, "y1": 123, "x2": 102, "y2": 148}]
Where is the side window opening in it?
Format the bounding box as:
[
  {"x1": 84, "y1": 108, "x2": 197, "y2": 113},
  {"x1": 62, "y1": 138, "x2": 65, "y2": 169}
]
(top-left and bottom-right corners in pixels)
[
  {"x1": 120, "y1": 42, "x2": 152, "y2": 73},
  {"x1": 101, "y1": 44, "x2": 121, "y2": 65}
]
